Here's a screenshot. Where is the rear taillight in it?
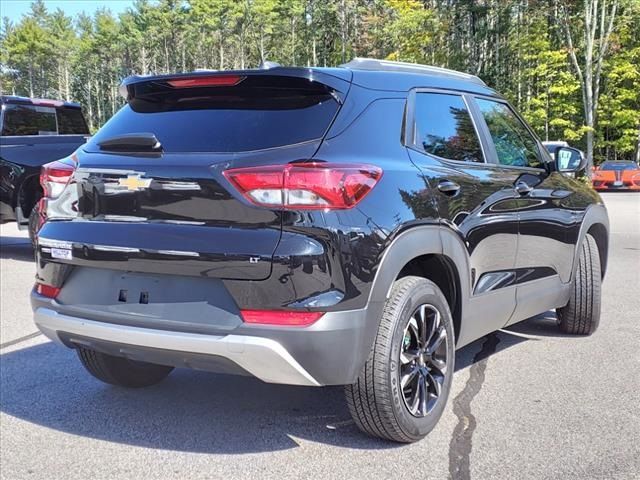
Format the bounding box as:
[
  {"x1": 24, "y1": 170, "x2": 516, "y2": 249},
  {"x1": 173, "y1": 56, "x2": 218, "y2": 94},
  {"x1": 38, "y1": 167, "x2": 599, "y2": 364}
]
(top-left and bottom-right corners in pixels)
[
  {"x1": 241, "y1": 310, "x2": 324, "y2": 326},
  {"x1": 35, "y1": 283, "x2": 61, "y2": 299},
  {"x1": 223, "y1": 163, "x2": 382, "y2": 210},
  {"x1": 40, "y1": 159, "x2": 76, "y2": 199}
]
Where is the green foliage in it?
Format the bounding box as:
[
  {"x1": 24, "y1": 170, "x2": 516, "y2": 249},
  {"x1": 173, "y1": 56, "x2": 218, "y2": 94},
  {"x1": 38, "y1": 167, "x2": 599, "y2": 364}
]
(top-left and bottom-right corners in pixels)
[
  {"x1": 383, "y1": 0, "x2": 436, "y2": 63},
  {"x1": 597, "y1": 0, "x2": 640, "y2": 162},
  {"x1": 0, "y1": 0, "x2": 638, "y2": 161}
]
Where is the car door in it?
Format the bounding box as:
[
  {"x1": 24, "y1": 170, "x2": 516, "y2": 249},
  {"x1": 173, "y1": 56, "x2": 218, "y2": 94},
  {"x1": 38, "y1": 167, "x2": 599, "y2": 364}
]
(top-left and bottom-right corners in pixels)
[
  {"x1": 405, "y1": 90, "x2": 522, "y2": 345},
  {"x1": 471, "y1": 97, "x2": 577, "y2": 326}
]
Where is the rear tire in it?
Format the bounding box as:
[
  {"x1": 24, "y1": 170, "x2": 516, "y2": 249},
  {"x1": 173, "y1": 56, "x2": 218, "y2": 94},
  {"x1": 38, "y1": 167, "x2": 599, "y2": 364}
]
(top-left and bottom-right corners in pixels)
[
  {"x1": 345, "y1": 276, "x2": 455, "y2": 443},
  {"x1": 77, "y1": 347, "x2": 174, "y2": 388},
  {"x1": 556, "y1": 234, "x2": 602, "y2": 335}
]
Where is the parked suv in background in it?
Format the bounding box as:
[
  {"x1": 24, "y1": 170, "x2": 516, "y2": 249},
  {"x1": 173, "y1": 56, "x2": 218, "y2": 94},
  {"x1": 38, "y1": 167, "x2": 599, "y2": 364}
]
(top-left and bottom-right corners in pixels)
[
  {"x1": 0, "y1": 96, "x2": 89, "y2": 242},
  {"x1": 31, "y1": 59, "x2": 609, "y2": 443}
]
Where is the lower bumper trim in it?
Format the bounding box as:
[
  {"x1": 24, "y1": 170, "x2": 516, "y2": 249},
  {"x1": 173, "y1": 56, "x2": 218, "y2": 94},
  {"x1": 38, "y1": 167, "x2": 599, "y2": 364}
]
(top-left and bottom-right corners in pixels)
[{"x1": 34, "y1": 307, "x2": 320, "y2": 387}]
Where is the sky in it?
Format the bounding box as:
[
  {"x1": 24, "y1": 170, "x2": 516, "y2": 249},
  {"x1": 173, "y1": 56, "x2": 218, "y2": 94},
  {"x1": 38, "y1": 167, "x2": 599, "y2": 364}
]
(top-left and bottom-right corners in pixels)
[{"x1": 1, "y1": 0, "x2": 135, "y2": 22}]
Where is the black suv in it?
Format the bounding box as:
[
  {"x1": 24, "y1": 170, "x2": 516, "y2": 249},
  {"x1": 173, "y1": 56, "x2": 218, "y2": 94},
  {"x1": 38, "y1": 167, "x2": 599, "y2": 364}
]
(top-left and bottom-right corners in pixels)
[{"x1": 32, "y1": 59, "x2": 609, "y2": 443}]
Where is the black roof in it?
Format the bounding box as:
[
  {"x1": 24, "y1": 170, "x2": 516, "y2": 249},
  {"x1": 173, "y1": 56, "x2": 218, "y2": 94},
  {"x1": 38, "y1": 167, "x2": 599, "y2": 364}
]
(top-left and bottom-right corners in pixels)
[
  {"x1": 120, "y1": 58, "x2": 499, "y2": 98},
  {"x1": 0, "y1": 95, "x2": 81, "y2": 109}
]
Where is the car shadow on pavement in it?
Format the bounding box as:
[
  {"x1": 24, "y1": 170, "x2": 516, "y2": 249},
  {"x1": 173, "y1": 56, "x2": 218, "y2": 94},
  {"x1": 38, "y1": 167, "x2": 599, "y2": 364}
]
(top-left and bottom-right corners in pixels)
[
  {"x1": 505, "y1": 310, "x2": 582, "y2": 338},
  {"x1": 0, "y1": 313, "x2": 566, "y2": 454},
  {"x1": 0, "y1": 237, "x2": 33, "y2": 262}
]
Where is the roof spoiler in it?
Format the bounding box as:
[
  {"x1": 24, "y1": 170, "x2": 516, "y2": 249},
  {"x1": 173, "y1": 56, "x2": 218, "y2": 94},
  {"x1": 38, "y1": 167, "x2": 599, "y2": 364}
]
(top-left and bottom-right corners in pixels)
[{"x1": 118, "y1": 68, "x2": 352, "y2": 103}]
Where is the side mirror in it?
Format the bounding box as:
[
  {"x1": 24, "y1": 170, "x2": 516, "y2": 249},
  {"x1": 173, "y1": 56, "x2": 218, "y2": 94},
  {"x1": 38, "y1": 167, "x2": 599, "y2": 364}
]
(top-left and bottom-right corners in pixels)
[{"x1": 555, "y1": 146, "x2": 586, "y2": 173}]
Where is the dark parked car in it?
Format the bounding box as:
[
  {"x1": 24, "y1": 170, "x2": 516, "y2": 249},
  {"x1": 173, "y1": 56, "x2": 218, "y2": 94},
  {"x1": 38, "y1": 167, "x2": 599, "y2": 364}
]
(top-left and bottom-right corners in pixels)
[
  {"x1": 0, "y1": 95, "x2": 89, "y2": 241},
  {"x1": 31, "y1": 59, "x2": 609, "y2": 443}
]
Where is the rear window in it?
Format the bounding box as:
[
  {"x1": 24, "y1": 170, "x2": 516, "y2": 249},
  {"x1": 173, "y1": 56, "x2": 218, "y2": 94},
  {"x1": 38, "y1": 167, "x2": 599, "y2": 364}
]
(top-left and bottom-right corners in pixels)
[
  {"x1": 57, "y1": 108, "x2": 89, "y2": 134},
  {"x1": 600, "y1": 162, "x2": 637, "y2": 171},
  {"x1": 86, "y1": 75, "x2": 340, "y2": 153},
  {"x1": 1, "y1": 104, "x2": 88, "y2": 136},
  {"x1": 2, "y1": 104, "x2": 57, "y2": 136}
]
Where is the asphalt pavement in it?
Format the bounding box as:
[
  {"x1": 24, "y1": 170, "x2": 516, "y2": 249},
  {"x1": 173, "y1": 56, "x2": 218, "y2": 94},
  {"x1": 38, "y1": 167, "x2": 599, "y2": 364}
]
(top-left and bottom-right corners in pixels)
[{"x1": 1, "y1": 192, "x2": 638, "y2": 480}]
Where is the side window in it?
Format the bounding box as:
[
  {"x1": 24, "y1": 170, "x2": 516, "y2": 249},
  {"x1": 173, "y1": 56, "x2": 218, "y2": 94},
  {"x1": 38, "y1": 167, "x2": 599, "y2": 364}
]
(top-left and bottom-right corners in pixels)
[
  {"x1": 413, "y1": 92, "x2": 484, "y2": 163},
  {"x1": 475, "y1": 98, "x2": 543, "y2": 169}
]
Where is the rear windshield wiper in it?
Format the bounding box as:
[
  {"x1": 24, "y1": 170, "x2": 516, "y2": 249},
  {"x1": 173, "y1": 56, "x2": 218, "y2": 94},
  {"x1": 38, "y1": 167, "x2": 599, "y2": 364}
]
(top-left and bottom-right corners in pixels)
[{"x1": 97, "y1": 133, "x2": 163, "y2": 154}]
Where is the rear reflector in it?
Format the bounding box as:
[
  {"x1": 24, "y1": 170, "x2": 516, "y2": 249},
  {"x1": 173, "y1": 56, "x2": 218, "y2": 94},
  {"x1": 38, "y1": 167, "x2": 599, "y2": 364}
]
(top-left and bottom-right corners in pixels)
[
  {"x1": 167, "y1": 75, "x2": 245, "y2": 88},
  {"x1": 36, "y1": 283, "x2": 61, "y2": 299},
  {"x1": 241, "y1": 310, "x2": 324, "y2": 326},
  {"x1": 224, "y1": 163, "x2": 382, "y2": 210}
]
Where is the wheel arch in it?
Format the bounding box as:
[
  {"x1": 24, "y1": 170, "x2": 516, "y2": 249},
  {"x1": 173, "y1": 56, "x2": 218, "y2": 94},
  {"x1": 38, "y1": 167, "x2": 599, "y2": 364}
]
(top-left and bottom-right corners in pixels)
[
  {"x1": 573, "y1": 204, "x2": 609, "y2": 281},
  {"x1": 17, "y1": 173, "x2": 42, "y2": 223},
  {"x1": 587, "y1": 222, "x2": 608, "y2": 279},
  {"x1": 366, "y1": 225, "x2": 472, "y2": 348},
  {"x1": 396, "y1": 253, "x2": 462, "y2": 345}
]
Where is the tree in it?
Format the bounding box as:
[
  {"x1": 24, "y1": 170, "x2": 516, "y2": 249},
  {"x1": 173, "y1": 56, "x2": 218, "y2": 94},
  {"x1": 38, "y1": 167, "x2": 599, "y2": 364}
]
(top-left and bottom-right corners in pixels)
[
  {"x1": 556, "y1": 0, "x2": 621, "y2": 169},
  {"x1": 384, "y1": 0, "x2": 436, "y2": 63},
  {"x1": 47, "y1": 9, "x2": 76, "y2": 100},
  {"x1": 3, "y1": 16, "x2": 50, "y2": 97},
  {"x1": 1, "y1": 0, "x2": 637, "y2": 149},
  {"x1": 597, "y1": 0, "x2": 640, "y2": 162}
]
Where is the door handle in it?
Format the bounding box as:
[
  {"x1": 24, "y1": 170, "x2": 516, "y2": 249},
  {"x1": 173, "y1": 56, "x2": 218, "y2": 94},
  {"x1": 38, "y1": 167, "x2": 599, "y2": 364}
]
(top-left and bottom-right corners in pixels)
[
  {"x1": 437, "y1": 180, "x2": 461, "y2": 196},
  {"x1": 514, "y1": 181, "x2": 533, "y2": 195}
]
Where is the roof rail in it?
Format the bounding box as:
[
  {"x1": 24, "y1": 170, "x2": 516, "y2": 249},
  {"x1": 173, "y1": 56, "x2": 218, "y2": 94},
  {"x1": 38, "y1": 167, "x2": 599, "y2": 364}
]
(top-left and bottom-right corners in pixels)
[
  {"x1": 340, "y1": 58, "x2": 486, "y2": 86},
  {"x1": 259, "y1": 60, "x2": 281, "y2": 70}
]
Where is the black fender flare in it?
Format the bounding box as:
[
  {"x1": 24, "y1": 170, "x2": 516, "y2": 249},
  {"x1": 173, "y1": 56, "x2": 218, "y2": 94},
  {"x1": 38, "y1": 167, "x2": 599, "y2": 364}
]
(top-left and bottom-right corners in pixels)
[
  {"x1": 358, "y1": 224, "x2": 472, "y2": 358},
  {"x1": 570, "y1": 203, "x2": 609, "y2": 281}
]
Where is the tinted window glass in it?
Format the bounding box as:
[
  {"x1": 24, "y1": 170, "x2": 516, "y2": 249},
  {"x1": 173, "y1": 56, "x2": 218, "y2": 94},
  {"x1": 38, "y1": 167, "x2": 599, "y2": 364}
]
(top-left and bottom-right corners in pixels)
[
  {"x1": 414, "y1": 93, "x2": 483, "y2": 162},
  {"x1": 600, "y1": 162, "x2": 637, "y2": 171},
  {"x1": 57, "y1": 108, "x2": 89, "y2": 134},
  {"x1": 476, "y1": 99, "x2": 543, "y2": 169},
  {"x1": 87, "y1": 76, "x2": 339, "y2": 153},
  {"x1": 1, "y1": 105, "x2": 57, "y2": 136}
]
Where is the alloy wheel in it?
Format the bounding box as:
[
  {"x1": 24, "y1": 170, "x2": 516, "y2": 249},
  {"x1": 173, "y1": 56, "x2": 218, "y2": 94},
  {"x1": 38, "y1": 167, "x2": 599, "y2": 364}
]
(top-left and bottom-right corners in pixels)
[{"x1": 399, "y1": 303, "x2": 448, "y2": 417}]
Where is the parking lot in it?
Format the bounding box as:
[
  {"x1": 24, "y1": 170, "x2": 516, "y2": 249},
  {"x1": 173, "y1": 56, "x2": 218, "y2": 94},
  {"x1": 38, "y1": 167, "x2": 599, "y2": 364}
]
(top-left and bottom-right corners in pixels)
[{"x1": 1, "y1": 192, "x2": 638, "y2": 480}]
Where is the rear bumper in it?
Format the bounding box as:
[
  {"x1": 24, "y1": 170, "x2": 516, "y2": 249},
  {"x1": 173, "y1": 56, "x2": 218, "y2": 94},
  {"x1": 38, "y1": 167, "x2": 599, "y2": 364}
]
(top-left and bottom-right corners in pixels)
[
  {"x1": 35, "y1": 307, "x2": 321, "y2": 386},
  {"x1": 32, "y1": 294, "x2": 383, "y2": 387}
]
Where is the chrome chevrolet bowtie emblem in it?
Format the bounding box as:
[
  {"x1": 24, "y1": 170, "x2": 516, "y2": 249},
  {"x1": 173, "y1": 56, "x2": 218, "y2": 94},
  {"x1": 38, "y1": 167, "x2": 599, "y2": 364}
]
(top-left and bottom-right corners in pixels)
[{"x1": 118, "y1": 174, "x2": 152, "y2": 191}]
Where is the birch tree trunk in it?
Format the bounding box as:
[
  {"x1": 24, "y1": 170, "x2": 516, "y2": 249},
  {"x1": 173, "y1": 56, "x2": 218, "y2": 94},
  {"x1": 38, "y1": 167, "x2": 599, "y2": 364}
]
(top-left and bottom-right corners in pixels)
[
  {"x1": 219, "y1": 32, "x2": 224, "y2": 69},
  {"x1": 64, "y1": 63, "x2": 70, "y2": 101},
  {"x1": 28, "y1": 62, "x2": 34, "y2": 98},
  {"x1": 557, "y1": 0, "x2": 619, "y2": 170}
]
